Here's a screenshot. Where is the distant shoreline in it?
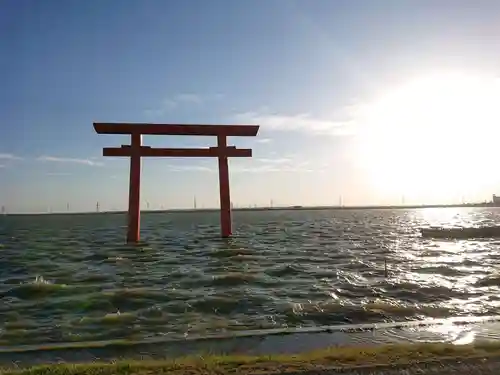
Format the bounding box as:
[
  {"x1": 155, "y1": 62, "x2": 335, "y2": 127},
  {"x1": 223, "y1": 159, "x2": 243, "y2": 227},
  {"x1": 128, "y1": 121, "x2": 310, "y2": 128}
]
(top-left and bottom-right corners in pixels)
[{"x1": 3, "y1": 202, "x2": 500, "y2": 216}]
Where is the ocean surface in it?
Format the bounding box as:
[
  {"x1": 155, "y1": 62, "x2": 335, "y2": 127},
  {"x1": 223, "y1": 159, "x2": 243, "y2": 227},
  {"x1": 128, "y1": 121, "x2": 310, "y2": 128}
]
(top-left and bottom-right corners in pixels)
[{"x1": 2, "y1": 207, "x2": 500, "y2": 349}]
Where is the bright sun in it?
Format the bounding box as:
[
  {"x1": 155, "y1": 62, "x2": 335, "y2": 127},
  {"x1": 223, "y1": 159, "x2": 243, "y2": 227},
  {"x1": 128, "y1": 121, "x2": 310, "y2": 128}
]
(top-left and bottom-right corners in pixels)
[{"x1": 354, "y1": 71, "x2": 500, "y2": 202}]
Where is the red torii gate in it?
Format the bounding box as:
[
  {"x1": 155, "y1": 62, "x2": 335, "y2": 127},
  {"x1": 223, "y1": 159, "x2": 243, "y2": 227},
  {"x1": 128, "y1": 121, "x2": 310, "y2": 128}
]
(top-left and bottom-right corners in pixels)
[{"x1": 93, "y1": 123, "x2": 260, "y2": 243}]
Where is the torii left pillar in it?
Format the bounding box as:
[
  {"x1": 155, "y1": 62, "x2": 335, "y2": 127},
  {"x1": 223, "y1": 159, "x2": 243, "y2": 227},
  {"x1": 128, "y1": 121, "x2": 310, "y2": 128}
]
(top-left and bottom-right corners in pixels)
[{"x1": 127, "y1": 133, "x2": 142, "y2": 243}]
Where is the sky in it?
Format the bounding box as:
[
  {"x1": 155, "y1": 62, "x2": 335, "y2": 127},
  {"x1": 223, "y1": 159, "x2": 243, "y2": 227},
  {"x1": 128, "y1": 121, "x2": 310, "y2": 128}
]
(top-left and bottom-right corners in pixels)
[{"x1": 1, "y1": 0, "x2": 500, "y2": 213}]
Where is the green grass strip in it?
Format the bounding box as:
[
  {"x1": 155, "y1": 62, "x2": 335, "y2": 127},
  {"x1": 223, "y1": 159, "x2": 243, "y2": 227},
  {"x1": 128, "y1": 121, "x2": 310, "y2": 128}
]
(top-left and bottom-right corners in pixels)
[{"x1": 2, "y1": 342, "x2": 500, "y2": 375}]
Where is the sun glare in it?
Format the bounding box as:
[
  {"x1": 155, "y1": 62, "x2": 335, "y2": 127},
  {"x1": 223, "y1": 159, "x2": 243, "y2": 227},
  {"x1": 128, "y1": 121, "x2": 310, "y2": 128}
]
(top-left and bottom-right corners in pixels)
[{"x1": 354, "y1": 71, "x2": 500, "y2": 202}]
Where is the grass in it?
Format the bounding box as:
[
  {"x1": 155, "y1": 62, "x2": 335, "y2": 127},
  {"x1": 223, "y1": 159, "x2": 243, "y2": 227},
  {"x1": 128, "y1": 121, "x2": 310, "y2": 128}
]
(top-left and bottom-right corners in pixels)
[{"x1": 2, "y1": 341, "x2": 500, "y2": 375}]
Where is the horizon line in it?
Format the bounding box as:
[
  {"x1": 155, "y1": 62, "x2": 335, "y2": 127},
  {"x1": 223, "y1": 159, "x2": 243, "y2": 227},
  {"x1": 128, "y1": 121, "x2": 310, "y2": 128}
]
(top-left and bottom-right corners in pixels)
[{"x1": 2, "y1": 202, "x2": 499, "y2": 216}]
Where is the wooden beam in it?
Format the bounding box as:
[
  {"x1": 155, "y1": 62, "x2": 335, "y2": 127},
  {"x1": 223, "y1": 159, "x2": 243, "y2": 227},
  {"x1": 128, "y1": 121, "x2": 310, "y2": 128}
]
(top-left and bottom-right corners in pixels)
[
  {"x1": 94, "y1": 123, "x2": 259, "y2": 137},
  {"x1": 103, "y1": 147, "x2": 252, "y2": 157}
]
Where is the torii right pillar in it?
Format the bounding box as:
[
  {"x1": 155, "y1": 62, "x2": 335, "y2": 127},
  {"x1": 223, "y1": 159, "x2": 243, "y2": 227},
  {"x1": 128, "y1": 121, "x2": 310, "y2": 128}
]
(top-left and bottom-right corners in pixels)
[{"x1": 217, "y1": 135, "x2": 232, "y2": 238}]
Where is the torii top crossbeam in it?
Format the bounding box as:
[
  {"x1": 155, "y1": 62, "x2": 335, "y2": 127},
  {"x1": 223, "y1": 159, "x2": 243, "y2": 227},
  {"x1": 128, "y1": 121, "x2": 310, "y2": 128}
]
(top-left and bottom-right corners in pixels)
[
  {"x1": 94, "y1": 122, "x2": 260, "y2": 243},
  {"x1": 94, "y1": 123, "x2": 259, "y2": 136}
]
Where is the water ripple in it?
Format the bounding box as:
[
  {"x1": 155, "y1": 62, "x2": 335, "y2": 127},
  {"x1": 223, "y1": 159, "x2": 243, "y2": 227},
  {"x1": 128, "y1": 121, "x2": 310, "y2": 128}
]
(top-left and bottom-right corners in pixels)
[{"x1": 2, "y1": 207, "x2": 500, "y2": 347}]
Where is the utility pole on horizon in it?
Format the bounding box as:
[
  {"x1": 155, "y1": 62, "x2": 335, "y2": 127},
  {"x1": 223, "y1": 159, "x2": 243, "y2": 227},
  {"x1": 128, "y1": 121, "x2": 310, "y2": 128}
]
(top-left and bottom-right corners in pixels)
[
  {"x1": 96, "y1": 201, "x2": 100, "y2": 212},
  {"x1": 1, "y1": 205, "x2": 5, "y2": 215},
  {"x1": 194, "y1": 196, "x2": 197, "y2": 210}
]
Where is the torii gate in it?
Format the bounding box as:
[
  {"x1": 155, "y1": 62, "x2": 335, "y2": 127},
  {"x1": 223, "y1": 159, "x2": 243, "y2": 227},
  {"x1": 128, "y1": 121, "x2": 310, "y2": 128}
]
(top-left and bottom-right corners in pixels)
[{"x1": 93, "y1": 123, "x2": 260, "y2": 243}]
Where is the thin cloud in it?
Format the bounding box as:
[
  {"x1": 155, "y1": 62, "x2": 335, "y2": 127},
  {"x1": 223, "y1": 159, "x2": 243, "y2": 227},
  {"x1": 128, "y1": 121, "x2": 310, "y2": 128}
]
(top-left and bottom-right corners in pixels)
[
  {"x1": 144, "y1": 93, "x2": 219, "y2": 117},
  {"x1": 233, "y1": 111, "x2": 355, "y2": 137},
  {"x1": 164, "y1": 162, "x2": 302, "y2": 174},
  {"x1": 46, "y1": 172, "x2": 72, "y2": 176},
  {"x1": 256, "y1": 157, "x2": 292, "y2": 164},
  {"x1": 232, "y1": 157, "x2": 315, "y2": 173},
  {"x1": 37, "y1": 156, "x2": 104, "y2": 166},
  {"x1": 175, "y1": 93, "x2": 202, "y2": 104},
  {"x1": 243, "y1": 73, "x2": 500, "y2": 141},
  {"x1": 144, "y1": 99, "x2": 176, "y2": 117},
  {"x1": 256, "y1": 138, "x2": 272, "y2": 144},
  {"x1": 0, "y1": 153, "x2": 22, "y2": 160},
  {"x1": 161, "y1": 156, "x2": 315, "y2": 174},
  {"x1": 232, "y1": 165, "x2": 314, "y2": 173},
  {"x1": 166, "y1": 165, "x2": 215, "y2": 173}
]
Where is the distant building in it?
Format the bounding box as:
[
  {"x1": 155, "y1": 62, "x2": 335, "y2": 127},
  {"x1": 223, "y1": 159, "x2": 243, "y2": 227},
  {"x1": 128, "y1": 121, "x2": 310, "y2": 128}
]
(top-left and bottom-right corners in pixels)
[{"x1": 493, "y1": 195, "x2": 500, "y2": 205}]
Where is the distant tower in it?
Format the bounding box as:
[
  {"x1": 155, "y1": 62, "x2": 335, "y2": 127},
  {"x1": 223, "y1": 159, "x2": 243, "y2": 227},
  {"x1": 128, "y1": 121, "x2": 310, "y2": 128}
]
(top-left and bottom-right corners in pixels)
[
  {"x1": 96, "y1": 201, "x2": 100, "y2": 212},
  {"x1": 67, "y1": 203, "x2": 70, "y2": 212},
  {"x1": 1, "y1": 205, "x2": 5, "y2": 215},
  {"x1": 231, "y1": 201, "x2": 234, "y2": 209},
  {"x1": 270, "y1": 199, "x2": 274, "y2": 208},
  {"x1": 339, "y1": 195, "x2": 343, "y2": 207},
  {"x1": 493, "y1": 195, "x2": 500, "y2": 205},
  {"x1": 147, "y1": 201, "x2": 150, "y2": 210},
  {"x1": 194, "y1": 196, "x2": 197, "y2": 210}
]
